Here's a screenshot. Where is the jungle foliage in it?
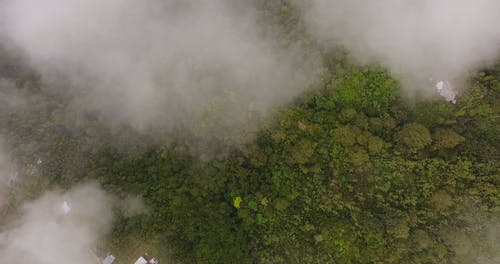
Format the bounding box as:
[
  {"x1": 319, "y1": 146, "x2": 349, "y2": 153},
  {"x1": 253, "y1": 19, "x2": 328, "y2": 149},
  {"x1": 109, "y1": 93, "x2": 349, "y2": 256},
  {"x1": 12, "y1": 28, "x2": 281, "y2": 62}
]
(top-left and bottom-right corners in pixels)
[{"x1": 0, "y1": 3, "x2": 499, "y2": 264}]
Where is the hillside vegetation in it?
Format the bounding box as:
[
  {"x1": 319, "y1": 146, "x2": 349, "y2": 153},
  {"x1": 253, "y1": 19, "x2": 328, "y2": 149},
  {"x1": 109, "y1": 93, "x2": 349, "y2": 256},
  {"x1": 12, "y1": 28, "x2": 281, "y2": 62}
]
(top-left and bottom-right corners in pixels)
[{"x1": 1, "y1": 3, "x2": 498, "y2": 264}]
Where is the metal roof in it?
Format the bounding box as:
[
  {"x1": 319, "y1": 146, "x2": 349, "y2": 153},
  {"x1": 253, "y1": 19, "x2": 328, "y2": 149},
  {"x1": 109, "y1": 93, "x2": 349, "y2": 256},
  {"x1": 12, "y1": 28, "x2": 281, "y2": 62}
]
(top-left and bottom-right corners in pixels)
[{"x1": 102, "y1": 254, "x2": 116, "y2": 264}]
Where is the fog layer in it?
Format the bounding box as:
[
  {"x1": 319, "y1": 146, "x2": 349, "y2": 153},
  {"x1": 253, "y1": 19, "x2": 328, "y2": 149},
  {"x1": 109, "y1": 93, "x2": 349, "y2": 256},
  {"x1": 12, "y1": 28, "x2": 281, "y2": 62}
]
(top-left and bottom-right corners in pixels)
[
  {"x1": 0, "y1": 0, "x2": 316, "y2": 145},
  {"x1": 0, "y1": 183, "x2": 113, "y2": 264},
  {"x1": 303, "y1": 0, "x2": 500, "y2": 91}
]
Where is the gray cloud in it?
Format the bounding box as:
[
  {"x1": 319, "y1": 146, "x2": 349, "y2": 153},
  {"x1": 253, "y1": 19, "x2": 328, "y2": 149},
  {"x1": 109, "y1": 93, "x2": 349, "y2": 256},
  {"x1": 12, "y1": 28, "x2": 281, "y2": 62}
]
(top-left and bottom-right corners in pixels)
[
  {"x1": 0, "y1": 0, "x2": 317, "y2": 147},
  {"x1": 301, "y1": 0, "x2": 500, "y2": 92},
  {"x1": 0, "y1": 182, "x2": 114, "y2": 264}
]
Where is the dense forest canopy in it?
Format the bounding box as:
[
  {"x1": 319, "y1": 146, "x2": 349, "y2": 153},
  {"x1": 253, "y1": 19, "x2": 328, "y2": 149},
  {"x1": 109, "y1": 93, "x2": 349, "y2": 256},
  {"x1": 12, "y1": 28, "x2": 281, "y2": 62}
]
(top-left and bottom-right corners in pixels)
[{"x1": 0, "y1": 1, "x2": 499, "y2": 264}]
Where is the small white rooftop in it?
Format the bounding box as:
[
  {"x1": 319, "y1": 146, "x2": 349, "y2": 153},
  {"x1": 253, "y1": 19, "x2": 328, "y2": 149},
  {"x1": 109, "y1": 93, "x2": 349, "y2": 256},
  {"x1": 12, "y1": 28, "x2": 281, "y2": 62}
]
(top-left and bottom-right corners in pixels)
[
  {"x1": 134, "y1": 256, "x2": 158, "y2": 264},
  {"x1": 61, "y1": 200, "x2": 71, "y2": 215},
  {"x1": 134, "y1": 257, "x2": 148, "y2": 264},
  {"x1": 102, "y1": 254, "x2": 116, "y2": 264},
  {"x1": 435, "y1": 80, "x2": 457, "y2": 104}
]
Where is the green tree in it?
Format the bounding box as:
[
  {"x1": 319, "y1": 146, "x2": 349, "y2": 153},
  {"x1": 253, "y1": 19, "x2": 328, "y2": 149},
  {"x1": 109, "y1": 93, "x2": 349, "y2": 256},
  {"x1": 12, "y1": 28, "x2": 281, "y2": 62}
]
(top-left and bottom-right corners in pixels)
[
  {"x1": 397, "y1": 122, "x2": 432, "y2": 151},
  {"x1": 432, "y1": 128, "x2": 465, "y2": 149},
  {"x1": 334, "y1": 125, "x2": 360, "y2": 147}
]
